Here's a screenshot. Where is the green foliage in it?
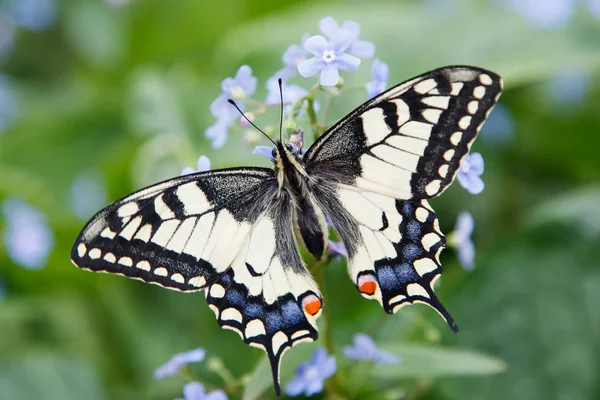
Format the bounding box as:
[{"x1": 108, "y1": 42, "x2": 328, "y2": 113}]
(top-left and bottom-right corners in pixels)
[{"x1": 1, "y1": 0, "x2": 599, "y2": 399}]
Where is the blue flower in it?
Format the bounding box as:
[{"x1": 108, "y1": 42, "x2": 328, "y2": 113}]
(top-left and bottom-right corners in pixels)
[
  {"x1": 177, "y1": 382, "x2": 227, "y2": 400},
  {"x1": 285, "y1": 347, "x2": 336, "y2": 397},
  {"x1": 68, "y1": 171, "x2": 108, "y2": 221},
  {"x1": 0, "y1": 75, "x2": 18, "y2": 132},
  {"x1": 448, "y1": 212, "x2": 475, "y2": 271},
  {"x1": 366, "y1": 59, "x2": 388, "y2": 98},
  {"x1": 3, "y1": 0, "x2": 58, "y2": 31},
  {"x1": 206, "y1": 65, "x2": 257, "y2": 148},
  {"x1": 343, "y1": 333, "x2": 401, "y2": 364},
  {"x1": 327, "y1": 240, "x2": 347, "y2": 257},
  {"x1": 318, "y1": 17, "x2": 375, "y2": 59},
  {"x1": 457, "y1": 153, "x2": 485, "y2": 195},
  {"x1": 275, "y1": 34, "x2": 310, "y2": 80},
  {"x1": 480, "y1": 103, "x2": 514, "y2": 145},
  {"x1": 549, "y1": 68, "x2": 590, "y2": 104},
  {"x1": 2, "y1": 198, "x2": 54, "y2": 269},
  {"x1": 506, "y1": 0, "x2": 574, "y2": 29},
  {"x1": 253, "y1": 146, "x2": 273, "y2": 159},
  {"x1": 298, "y1": 30, "x2": 361, "y2": 87},
  {"x1": 181, "y1": 155, "x2": 211, "y2": 175},
  {"x1": 266, "y1": 77, "x2": 307, "y2": 112},
  {"x1": 154, "y1": 348, "x2": 205, "y2": 380}
]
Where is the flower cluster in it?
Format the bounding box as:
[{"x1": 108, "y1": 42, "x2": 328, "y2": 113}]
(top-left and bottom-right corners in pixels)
[{"x1": 204, "y1": 16, "x2": 378, "y2": 149}]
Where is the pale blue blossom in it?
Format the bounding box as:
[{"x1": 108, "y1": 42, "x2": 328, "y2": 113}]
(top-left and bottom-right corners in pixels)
[
  {"x1": 275, "y1": 34, "x2": 310, "y2": 80},
  {"x1": 448, "y1": 212, "x2": 475, "y2": 271},
  {"x1": 154, "y1": 348, "x2": 205, "y2": 380},
  {"x1": 318, "y1": 17, "x2": 375, "y2": 59},
  {"x1": 327, "y1": 240, "x2": 347, "y2": 257},
  {"x1": 177, "y1": 382, "x2": 227, "y2": 400},
  {"x1": 506, "y1": 0, "x2": 574, "y2": 29},
  {"x1": 253, "y1": 146, "x2": 273, "y2": 159},
  {"x1": 68, "y1": 171, "x2": 108, "y2": 221},
  {"x1": 457, "y1": 153, "x2": 485, "y2": 194},
  {"x1": 2, "y1": 198, "x2": 54, "y2": 269},
  {"x1": 366, "y1": 59, "x2": 388, "y2": 98},
  {"x1": 285, "y1": 347, "x2": 336, "y2": 397},
  {"x1": 3, "y1": 0, "x2": 58, "y2": 31},
  {"x1": 298, "y1": 30, "x2": 361, "y2": 86},
  {"x1": 206, "y1": 65, "x2": 257, "y2": 148},
  {"x1": 343, "y1": 333, "x2": 401, "y2": 364},
  {"x1": 181, "y1": 155, "x2": 211, "y2": 175}
]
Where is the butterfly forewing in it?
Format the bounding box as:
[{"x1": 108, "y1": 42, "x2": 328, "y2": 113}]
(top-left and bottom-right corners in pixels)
[
  {"x1": 304, "y1": 66, "x2": 503, "y2": 200},
  {"x1": 70, "y1": 168, "x2": 275, "y2": 291}
]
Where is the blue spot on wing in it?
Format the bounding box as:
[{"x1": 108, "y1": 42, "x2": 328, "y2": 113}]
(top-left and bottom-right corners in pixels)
[
  {"x1": 265, "y1": 311, "x2": 283, "y2": 334},
  {"x1": 394, "y1": 263, "x2": 419, "y2": 284},
  {"x1": 244, "y1": 303, "x2": 263, "y2": 319},
  {"x1": 377, "y1": 265, "x2": 399, "y2": 290},
  {"x1": 281, "y1": 300, "x2": 303, "y2": 328}
]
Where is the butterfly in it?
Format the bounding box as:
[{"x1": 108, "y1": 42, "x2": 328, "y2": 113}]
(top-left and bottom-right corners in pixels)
[{"x1": 71, "y1": 66, "x2": 502, "y2": 395}]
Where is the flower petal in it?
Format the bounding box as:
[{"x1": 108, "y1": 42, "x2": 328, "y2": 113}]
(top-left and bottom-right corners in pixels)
[
  {"x1": 319, "y1": 63, "x2": 340, "y2": 86},
  {"x1": 304, "y1": 34, "x2": 329, "y2": 56},
  {"x1": 372, "y1": 59, "x2": 389, "y2": 81},
  {"x1": 457, "y1": 171, "x2": 470, "y2": 191},
  {"x1": 298, "y1": 57, "x2": 323, "y2": 78},
  {"x1": 353, "y1": 333, "x2": 377, "y2": 353},
  {"x1": 196, "y1": 156, "x2": 211, "y2": 172},
  {"x1": 374, "y1": 349, "x2": 402, "y2": 365},
  {"x1": 328, "y1": 240, "x2": 347, "y2": 257},
  {"x1": 457, "y1": 237, "x2": 475, "y2": 271},
  {"x1": 253, "y1": 146, "x2": 273, "y2": 158},
  {"x1": 454, "y1": 211, "x2": 474, "y2": 238},
  {"x1": 330, "y1": 29, "x2": 352, "y2": 52},
  {"x1": 466, "y1": 173, "x2": 485, "y2": 194},
  {"x1": 205, "y1": 389, "x2": 228, "y2": 400},
  {"x1": 284, "y1": 377, "x2": 306, "y2": 397},
  {"x1": 334, "y1": 53, "x2": 360, "y2": 71},
  {"x1": 468, "y1": 152, "x2": 485, "y2": 175},
  {"x1": 183, "y1": 382, "x2": 206, "y2": 399},
  {"x1": 305, "y1": 379, "x2": 324, "y2": 397},
  {"x1": 343, "y1": 345, "x2": 368, "y2": 361},
  {"x1": 318, "y1": 16, "x2": 339, "y2": 38},
  {"x1": 180, "y1": 167, "x2": 195, "y2": 176},
  {"x1": 341, "y1": 20, "x2": 360, "y2": 41},
  {"x1": 349, "y1": 39, "x2": 375, "y2": 58}
]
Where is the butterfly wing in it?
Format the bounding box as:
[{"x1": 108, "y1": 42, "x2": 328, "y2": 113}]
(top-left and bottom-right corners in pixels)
[
  {"x1": 71, "y1": 167, "x2": 322, "y2": 395},
  {"x1": 71, "y1": 167, "x2": 274, "y2": 291},
  {"x1": 305, "y1": 66, "x2": 502, "y2": 330},
  {"x1": 205, "y1": 193, "x2": 322, "y2": 396},
  {"x1": 304, "y1": 65, "x2": 502, "y2": 200}
]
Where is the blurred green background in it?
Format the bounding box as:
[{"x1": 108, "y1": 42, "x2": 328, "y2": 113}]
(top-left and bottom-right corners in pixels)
[{"x1": 1, "y1": 0, "x2": 600, "y2": 399}]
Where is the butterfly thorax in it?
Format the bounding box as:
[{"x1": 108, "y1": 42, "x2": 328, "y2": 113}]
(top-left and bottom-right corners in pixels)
[{"x1": 274, "y1": 141, "x2": 328, "y2": 260}]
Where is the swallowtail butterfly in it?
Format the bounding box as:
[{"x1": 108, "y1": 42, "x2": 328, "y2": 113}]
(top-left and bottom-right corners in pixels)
[{"x1": 71, "y1": 66, "x2": 502, "y2": 394}]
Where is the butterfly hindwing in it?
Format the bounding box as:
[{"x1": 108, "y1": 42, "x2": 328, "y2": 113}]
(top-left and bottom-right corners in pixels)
[
  {"x1": 70, "y1": 168, "x2": 274, "y2": 291},
  {"x1": 304, "y1": 66, "x2": 503, "y2": 200},
  {"x1": 205, "y1": 197, "x2": 323, "y2": 396}
]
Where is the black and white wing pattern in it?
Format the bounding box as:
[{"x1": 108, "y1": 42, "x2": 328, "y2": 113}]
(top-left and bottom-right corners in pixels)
[
  {"x1": 71, "y1": 168, "x2": 272, "y2": 291},
  {"x1": 306, "y1": 66, "x2": 502, "y2": 330},
  {"x1": 305, "y1": 65, "x2": 503, "y2": 200},
  {"x1": 205, "y1": 194, "x2": 322, "y2": 395},
  {"x1": 70, "y1": 168, "x2": 322, "y2": 395}
]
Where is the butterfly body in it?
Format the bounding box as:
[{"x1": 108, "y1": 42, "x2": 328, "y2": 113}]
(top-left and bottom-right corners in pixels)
[{"x1": 71, "y1": 66, "x2": 503, "y2": 395}]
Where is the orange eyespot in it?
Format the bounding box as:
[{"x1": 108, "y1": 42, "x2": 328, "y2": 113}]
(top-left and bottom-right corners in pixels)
[
  {"x1": 357, "y1": 274, "x2": 378, "y2": 295},
  {"x1": 359, "y1": 281, "x2": 377, "y2": 295},
  {"x1": 302, "y1": 295, "x2": 322, "y2": 316}
]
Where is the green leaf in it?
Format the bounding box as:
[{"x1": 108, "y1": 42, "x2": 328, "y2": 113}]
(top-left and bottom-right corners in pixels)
[
  {"x1": 372, "y1": 344, "x2": 505, "y2": 379},
  {"x1": 242, "y1": 341, "x2": 318, "y2": 400}
]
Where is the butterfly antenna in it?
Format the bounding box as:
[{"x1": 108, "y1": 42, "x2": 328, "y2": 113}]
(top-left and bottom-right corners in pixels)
[
  {"x1": 278, "y1": 78, "x2": 284, "y2": 144},
  {"x1": 227, "y1": 99, "x2": 277, "y2": 146}
]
